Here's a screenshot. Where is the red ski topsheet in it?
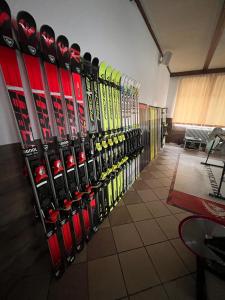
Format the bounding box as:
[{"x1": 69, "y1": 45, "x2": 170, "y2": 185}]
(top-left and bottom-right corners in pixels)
[
  {"x1": 60, "y1": 68, "x2": 77, "y2": 138},
  {"x1": 44, "y1": 62, "x2": 67, "y2": 140},
  {"x1": 61, "y1": 220, "x2": 73, "y2": 255},
  {"x1": 71, "y1": 72, "x2": 87, "y2": 136},
  {"x1": 0, "y1": 45, "x2": 62, "y2": 270},
  {"x1": 72, "y1": 213, "x2": 82, "y2": 244},
  {"x1": 23, "y1": 54, "x2": 52, "y2": 143},
  {"x1": 0, "y1": 46, "x2": 34, "y2": 145},
  {"x1": 48, "y1": 232, "x2": 62, "y2": 267}
]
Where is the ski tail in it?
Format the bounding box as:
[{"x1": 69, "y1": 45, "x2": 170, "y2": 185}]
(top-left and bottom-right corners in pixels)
[{"x1": 48, "y1": 232, "x2": 64, "y2": 276}]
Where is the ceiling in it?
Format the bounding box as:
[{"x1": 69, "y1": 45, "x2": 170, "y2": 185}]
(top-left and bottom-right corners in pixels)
[{"x1": 139, "y1": 0, "x2": 225, "y2": 73}]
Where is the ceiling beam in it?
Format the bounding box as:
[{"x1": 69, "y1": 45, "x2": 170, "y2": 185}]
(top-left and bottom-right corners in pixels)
[
  {"x1": 134, "y1": 0, "x2": 163, "y2": 55},
  {"x1": 134, "y1": 0, "x2": 171, "y2": 74},
  {"x1": 203, "y1": 1, "x2": 225, "y2": 70},
  {"x1": 171, "y1": 68, "x2": 225, "y2": 77}
]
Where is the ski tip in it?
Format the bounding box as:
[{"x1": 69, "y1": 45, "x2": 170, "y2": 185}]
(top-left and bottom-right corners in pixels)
[
  {"x1": 40, "y1": 24, "x2": 57, "y2": 64},
  {"x1": 92, "y1": 57, "x2": 99, "y2": 66},
  {"x1": 116, "y1": 70, "x2": 122, "y2": 79},
  {"x1": 99, "y1": 61, "x2": 107, "y2": 77},
  {"x1": 99, "y1": 61, "x2": 107, "y2": 66},
  {"x1": 40, "y1": 24, "x2": 55, "y2": 39},
  {"x1": 83, "y1": 52, "x2": 91, "y2": 62},
  {"x1": 0, "y1": 0, "x2": 16, "y2": 49},
  {"x1": 56, "y1": 35, "x2": 70, "y2": 68},
  {"x1": 105, "y1": 65, "x2": 113, "y2": 80},
  {"x1": 121, "y1": 74, "x2": 129, "y2": 85},
  {"x1": 99, "y1": 61, "x2": 107, "y2": 73},
  {"x1": 106, "y1": 64, "x2": 112, "y2": 70},
  {"x1": 0, "y1": 0, "x2": 11, "y2": 17},
  {"x1": 56, "y1": 35, "x2": 69, "y2": 47},
  {"x1": 17, "y1": 10, "x2": 36, "y2": 29},
  {"x1": 70, "y1": 43, "x2": 80, "y2": 53},
  {"x1": 16, "y1": 10, "x2": 38, "y2": 55},
  {"x1": 111, "y1": 68, "x2": 118, "y2": 81},
  {"x1": 116, "y1": 71, "x2": 122, "y2": 84}
]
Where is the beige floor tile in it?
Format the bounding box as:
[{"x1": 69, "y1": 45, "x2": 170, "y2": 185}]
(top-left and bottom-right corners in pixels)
[
  {"x1": 170, "y1": 239, "x2": 196, "y2": 273},
  {"x1": 135, "y1": 219, "x2": 167, "y2": 245},
  {"x1": 99, "y1": 217, "x2": 110, "y2": 229},
  {"x1": 150, "y1": 171, "x2": 167, "y2": 179},
  {"x1": 87, "y1": 228, "x2": 116, "y2": 260},
  {"x1": 49, "y1": 263, "x2": 88, "y2": 300},
  {"x1": 133, "y1": 180, "x2": 150, "y2": 191},
  {"x1": 8, "y1": 259, "x2": 50, "y2": 300},
  {"x1": 146, "y1": 165, "x2": 159, "y2": 171},
  {"x1": 145, "y1": 201, "x2": 171, "y2": 218},
  {"x1": 137, "y1": 189, "x2": 159, "y2": 202},
  {"x1": 158, "y1": 160, "x2": 171, "y2": 165},
  {"x1": 156, "y1": 215, "x2": 179, "y2": 239},
  {"x1": 127, "y1": 203, "x2": 153, "y2": 221},
  {"x1": 153, "y1": 187, "x2": 169, "y2": 200},
  {"x1": 140, "y1": 172, "x2": 156, "y2": 180},
  {"x1": 109, "y1": 206, "x2": 132, "y2": 226},
  {"x1": 164, "y1": 275, "x2": 195, "y2": 300},
  {"x1": 159, "y1": 177, "x2": 172, "y2": 187},
  {"x1": 156, "y1": 165, "x2": 170, "y2": 171},
  {"x1": 119, "y1": 248, "x2": 160, "y2": 294},
  {"x1": 123, "y1": 191, "x2": 143, "y2": 205},
  {"x1": 75, "y1": 244, "x2": 87, "y2": 264},
  {"x1": 112, "y1": 223, "x2": 143, "y2": 252},
  {"x1": 116, "y1": 199, "x2": 125, "y2": 207},
  {"x1": 175, "y1": 212, "x2": 194, "y2": 221},
  {"x1": 130, "y1": 285, "x2": 169, "y2": 300},
  {"x1": 144, "y1": 178, "x2": 163, "y2": 189},
  {"x1": 162, "y1": 170, "x2": 175, "y2": 177},
  {"x1": 162, "y1": 201, "x2": 186, "y2": 215},
  {"x1": 88, "y1": 255, "x2": 127, "y2": 300},
  {"x1": 146, "y1": 241, "x2": 188, "y2": 282},
  {"x1": 167, "y1": 165, "x2": 176, "y2": 170},
  {"x1": 129, "y1": 186, "x2": 135, "y2": 191}
]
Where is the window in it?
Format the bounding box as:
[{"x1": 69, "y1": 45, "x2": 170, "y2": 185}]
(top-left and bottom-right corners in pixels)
[{"x1": 173, "y1": 74, "x2": 225, "y2": 127}]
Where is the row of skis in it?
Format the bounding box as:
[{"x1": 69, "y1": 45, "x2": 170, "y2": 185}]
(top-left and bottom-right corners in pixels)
[{"x1": 0, "y1": 0, "x2": 143, "y2": 277}]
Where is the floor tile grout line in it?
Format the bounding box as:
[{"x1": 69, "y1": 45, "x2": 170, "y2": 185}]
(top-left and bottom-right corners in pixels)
[
  {"x1": 154, "y1": 214, "x2": 180, "y2": 239},
  {"x1": 131, "y1": 218, "x2": 168, "y2": 290},
  {"x1": 85, "y1": 149, "x2": 184, "y2": 299},
  {"x1": 169, "y1": 238, "x2": 196, "y2": 274},
  {"x1": 46, "y1": 271, "x2": 53, "y2": 300},
  {"x1": 127, "y1": 282, "x2": 169, "y2": 299},
  {"x1": 108, "y1": 209, "x2": 129, "y2": 298},
  {"x1": 144, "y1": 201, "x2": 172, "y2": 218},
  {"x1": 142, "y1": 243, "x2": 164, "y2": 287},
  {"x1": 86, "y1": 261, "x2": 90, "y2": 300}
]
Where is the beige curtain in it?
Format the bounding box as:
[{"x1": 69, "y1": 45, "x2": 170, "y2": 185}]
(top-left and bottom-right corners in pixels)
[{"x1": 173, "y1": 74, "x2": 225, "y2": 126}]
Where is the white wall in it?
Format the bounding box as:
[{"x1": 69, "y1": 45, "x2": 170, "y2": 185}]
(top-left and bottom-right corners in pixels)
[
  {"x1": 0, "y1": 0, "x2": 170, "y2": 145},
  {"x1": 166, "y1": 77, "x2": 180, "y2": 118}
]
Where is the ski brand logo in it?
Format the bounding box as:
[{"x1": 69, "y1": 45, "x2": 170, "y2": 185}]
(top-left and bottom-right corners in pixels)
[
  {"x1": 23, "y1": 147, "x2": 38, "y2": 156},
  {"x1": 48, "y1": 54, "x2": 55, "y2": 63},
  {"x1": 43, "y1": 144, "x2": 48, "y2": 151},
  {"x1": 65, "y1": 63, "x2": 70, "y2": 70},
  {"x1": 3, "y1": 35, "x2": 14, "y2": 47},
  {"x1": 28, "y1": 45, "x2": 36, "y2": 55},
  {"x1": 59, "y1": 140, "x2": 69, "y2": 147}
]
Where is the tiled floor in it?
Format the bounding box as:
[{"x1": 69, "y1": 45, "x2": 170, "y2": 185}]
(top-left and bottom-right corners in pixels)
[
  {"x1": 47, "y1": 146, "x2": 199, "y2": 300},
  {"x1": 11, "y1": 145, "x2": 225, "y2": 300}
]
